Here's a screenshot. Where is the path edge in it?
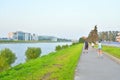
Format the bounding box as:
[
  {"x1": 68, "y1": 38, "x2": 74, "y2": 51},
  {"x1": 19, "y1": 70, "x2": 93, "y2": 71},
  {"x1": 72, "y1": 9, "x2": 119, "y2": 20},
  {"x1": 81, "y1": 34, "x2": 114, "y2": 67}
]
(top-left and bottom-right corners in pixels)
[{"x1": 104, "y1": 52, "x2": 120, "y2": 64}]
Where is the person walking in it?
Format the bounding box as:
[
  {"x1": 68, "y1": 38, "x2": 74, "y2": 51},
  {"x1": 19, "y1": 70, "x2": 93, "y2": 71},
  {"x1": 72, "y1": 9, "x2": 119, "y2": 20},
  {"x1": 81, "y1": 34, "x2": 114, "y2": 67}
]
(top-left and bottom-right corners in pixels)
[
  {"x1": 98, "y1": 41, "x2": 103, "y2": 57},
  {"x1": 84, "y1": 41, "x2": 89, "y2": 53}
]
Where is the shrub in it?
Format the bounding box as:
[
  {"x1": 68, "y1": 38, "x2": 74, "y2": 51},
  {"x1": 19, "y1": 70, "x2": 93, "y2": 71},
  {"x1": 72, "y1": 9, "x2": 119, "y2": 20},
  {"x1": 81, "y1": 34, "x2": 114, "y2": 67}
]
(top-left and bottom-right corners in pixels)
[
  {"x1": 79, "y1": 37, "x2": 84, "y2": 43},
  {"x1": 72, "y1": 42, "x2": 78, "y2": 45},
  {"x1": 62, "y1": 44, "x2": 69, "y2": 49},
  {"x1": 25, "y1": 47, "x2": 41, "y2": 61},
  {"x1": 0, "y1": 56, "x2": 9, "y2": 72},
  {"x1": 0, "y1": 48, "x2": 17, "y2": 66},
  {"x1": 55, "y1": 45, "x2": 62, "y2": 51},
  {"x1": 0, "y1": 48, "x2": 16, "y2": 72}
]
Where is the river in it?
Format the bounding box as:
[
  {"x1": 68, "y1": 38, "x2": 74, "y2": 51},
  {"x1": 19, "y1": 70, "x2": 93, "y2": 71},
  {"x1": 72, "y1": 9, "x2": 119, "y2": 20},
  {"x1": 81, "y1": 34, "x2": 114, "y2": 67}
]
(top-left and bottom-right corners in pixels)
[
  {"x1": 0, "y1": 42, "x2": 72, "y2": 66},
  {"x1": 102, "y1": 41, "x2": 120, "y2": 47}
]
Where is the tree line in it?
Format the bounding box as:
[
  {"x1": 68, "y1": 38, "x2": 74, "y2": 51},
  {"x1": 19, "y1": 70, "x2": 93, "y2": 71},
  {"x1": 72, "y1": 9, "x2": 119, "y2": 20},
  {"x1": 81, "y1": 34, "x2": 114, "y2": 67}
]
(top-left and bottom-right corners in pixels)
[
  {"x1": 79, "y1": 25, "x2": 120, "y2": 43},
  {"x1": 98, "y1": 31, "x2": 120, "y2": 42}
]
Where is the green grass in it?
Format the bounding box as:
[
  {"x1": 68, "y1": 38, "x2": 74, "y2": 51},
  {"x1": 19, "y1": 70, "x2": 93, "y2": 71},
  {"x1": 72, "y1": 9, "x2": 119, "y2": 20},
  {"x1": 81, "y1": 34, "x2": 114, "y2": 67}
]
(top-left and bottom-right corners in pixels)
[
  {"x1": 102, "y1": 45, "x2": 120, "y2": 59},
  {"x1": 0, "y1": 44, "x2": 83, "y2": 80}
]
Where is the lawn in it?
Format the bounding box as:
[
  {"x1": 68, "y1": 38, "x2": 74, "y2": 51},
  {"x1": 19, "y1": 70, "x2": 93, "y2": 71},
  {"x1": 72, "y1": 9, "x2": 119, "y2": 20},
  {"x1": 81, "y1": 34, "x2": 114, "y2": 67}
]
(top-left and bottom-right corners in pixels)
[{"x1": 102, "y1": 45, "x2": 120, "y2": 59}]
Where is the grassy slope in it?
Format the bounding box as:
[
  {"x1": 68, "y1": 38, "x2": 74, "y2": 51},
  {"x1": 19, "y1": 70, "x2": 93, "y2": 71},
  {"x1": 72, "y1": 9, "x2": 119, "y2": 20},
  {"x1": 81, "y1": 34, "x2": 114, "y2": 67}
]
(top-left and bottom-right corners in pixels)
[
  {"x1": 102, "y1": 45, "x2": 120, "y2": 59},
  {"x1": 0, "y1": 44, "x2": 83, "y2": 80}
]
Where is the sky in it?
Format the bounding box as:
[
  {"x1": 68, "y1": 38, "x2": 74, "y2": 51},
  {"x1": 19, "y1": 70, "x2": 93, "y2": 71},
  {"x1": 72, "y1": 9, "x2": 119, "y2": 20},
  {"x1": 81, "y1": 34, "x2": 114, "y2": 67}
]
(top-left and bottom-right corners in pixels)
[{"x1": 0, "y1": 0, "x2": 120, "y2": 39}]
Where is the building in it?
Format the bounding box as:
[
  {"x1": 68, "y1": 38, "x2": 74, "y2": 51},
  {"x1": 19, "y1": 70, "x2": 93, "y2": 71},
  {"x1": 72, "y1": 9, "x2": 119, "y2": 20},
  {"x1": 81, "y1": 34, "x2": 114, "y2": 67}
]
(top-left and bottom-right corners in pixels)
[
  {"x1": 38, "y1": 36, "x2": 57, "y2": 41},
  {"x1": 13, "y1": 31, "x2": 25, "y2": 40},
  {"x1": 25, "y1": 33, "x2": 32, "y2": 41},
  {"x1": 116, "y1": 33, "x2": 120, "y2": 42},
  {"x1": 32, "y1": 34, "x2": 38, "y2": 41},
  {"x1": 0, "y1": 37, "x2": 9, "y2": 40},
  {"x1": 8, "y1": 31, "x2": 36, "y2": 41},
  {"x1": 8, "y1": 32, "x2": 14, "y2": 39}
]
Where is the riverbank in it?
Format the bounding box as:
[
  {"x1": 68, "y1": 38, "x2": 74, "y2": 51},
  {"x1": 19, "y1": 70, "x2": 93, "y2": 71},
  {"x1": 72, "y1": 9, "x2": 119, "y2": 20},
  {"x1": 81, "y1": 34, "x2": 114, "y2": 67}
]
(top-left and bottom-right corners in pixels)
[
  {"x1": 0, "y1": 43, "x2": 83, "y2": 80},
  {"x1": 0, "y1": 42, "x2": 72, "y2": 66}
]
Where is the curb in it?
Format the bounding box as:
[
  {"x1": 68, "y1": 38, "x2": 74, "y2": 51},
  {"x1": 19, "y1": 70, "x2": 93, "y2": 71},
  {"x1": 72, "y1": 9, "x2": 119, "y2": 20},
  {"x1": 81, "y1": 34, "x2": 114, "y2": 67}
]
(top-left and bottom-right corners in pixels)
[{"x1": 104, "y1": 52, "x2": 120, "y2": 64}]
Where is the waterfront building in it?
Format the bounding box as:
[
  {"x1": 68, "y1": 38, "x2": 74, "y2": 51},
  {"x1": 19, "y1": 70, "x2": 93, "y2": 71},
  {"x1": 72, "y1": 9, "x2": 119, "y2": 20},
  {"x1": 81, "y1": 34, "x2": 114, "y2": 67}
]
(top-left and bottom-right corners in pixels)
[
  {"x1": 8, "y1": 32, "x2": 14, "y2": 39},
  {"x1": 25, "y1": 33, "x2": 32, "y2": 41},
  {"x1": 13, "y1": 31, "x2": 25, "y2": 40},
  {"x1": 38, "y1": 36, "x2": 57, "y2": 41},
  {"x1": 8, "y1": 31, "x2": 33, "y2": 41},
  {"x1": 32, "y1": 34, "x2": 38, "y2": 41}
]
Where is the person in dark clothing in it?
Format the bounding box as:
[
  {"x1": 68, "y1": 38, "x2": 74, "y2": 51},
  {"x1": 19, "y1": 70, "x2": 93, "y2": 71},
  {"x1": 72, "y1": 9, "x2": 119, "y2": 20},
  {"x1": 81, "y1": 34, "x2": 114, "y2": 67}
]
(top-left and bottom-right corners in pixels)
[{"x1": 84, "y1": 41, "x2": 89, "y2": 53}]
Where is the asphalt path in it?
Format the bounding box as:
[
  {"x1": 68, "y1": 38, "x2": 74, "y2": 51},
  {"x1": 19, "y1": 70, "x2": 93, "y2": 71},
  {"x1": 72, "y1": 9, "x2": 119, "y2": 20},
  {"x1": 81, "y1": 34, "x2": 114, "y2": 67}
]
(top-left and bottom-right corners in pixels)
[{"x1": 74, "y1": 47, "x2": 120, "y2": 80}]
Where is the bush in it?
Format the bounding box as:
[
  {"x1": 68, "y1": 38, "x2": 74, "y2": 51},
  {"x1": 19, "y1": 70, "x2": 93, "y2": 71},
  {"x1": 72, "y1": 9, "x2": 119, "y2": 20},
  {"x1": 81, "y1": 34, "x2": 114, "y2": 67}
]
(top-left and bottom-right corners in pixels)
[
  {"x1": 0, "y1": 48, "x2": 17, "y2": 66},
  {"x1": 79, "y1": 37, "x2": 84, "y2": 43},
  {"x1": 62, "y1": 44, "x2": 69, "y2": 49},
  {"x1": 25, "y1": 47, "x2": 41, "y2": 61},
  {"x1": 55, "y1": 44, "x2": 69, "y2": 51},
  {"x1": 0, "y1": 56, "x2": 9, "y2": 72},
  {"x1": 72, "y1": 42, "x2": 79, "y2": 45},
  {"x1": 55, "y1": 45, "x2": 62, "y2": 51},
  {"x1": 0, "y1": 48, "x2": 16, "y2": 72}
]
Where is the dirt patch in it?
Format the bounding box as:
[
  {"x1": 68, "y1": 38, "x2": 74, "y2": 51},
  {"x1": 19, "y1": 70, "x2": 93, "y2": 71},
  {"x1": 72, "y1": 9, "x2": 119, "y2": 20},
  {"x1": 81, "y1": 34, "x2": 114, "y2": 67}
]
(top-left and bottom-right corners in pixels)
[
  {"x1": 53, "y1": 64, "x2": 63, "y2": 69},
  {"x1": 40, "y1": 72, "x2": 52, "y2": 80}
]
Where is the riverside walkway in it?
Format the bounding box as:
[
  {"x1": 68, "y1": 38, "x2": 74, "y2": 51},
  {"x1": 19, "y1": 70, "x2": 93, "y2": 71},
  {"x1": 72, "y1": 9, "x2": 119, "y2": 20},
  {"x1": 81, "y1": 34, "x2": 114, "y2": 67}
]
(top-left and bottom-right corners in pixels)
[{"x1": 74, "y1": 47, "x2": 120, "y2": 80}]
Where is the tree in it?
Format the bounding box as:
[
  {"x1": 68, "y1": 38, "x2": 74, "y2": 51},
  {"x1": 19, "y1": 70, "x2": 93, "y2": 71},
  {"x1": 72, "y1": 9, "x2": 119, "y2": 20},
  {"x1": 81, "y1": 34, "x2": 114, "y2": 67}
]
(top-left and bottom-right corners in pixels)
[
  {"x1": 25, "y1": 47, "x2": 41, "y2": 61},
  {"x1": 98, "y1": 31, "x2": 120, "y2": 42},
  {"x1": 87, "y1": 25, "x2": 98, "y2": 43}
]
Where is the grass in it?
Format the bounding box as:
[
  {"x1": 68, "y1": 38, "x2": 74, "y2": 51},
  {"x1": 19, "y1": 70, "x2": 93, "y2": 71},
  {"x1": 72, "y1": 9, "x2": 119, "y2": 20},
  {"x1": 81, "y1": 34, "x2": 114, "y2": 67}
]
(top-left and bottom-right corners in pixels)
[
  {"x1": 0, "y1": 43, "x2": 83, "y2": 80},
  {"x1": 102, "y1": 45, "x2": 120, "y2": 59}
]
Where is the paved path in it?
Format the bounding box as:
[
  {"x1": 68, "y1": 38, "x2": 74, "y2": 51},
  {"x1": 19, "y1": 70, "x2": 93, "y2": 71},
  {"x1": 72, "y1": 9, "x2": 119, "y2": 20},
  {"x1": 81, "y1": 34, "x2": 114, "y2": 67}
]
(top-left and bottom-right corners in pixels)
[{"x1": 74, "y1": 47, "x2": 120, "y2": 80}]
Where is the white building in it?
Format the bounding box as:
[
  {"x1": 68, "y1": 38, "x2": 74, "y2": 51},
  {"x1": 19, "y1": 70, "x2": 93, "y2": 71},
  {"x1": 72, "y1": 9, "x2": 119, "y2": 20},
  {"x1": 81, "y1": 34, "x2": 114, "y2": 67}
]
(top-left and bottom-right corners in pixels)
[
  {"x1": 25, "y1": 33, "x2": 32, "y2": 41},
  {"x1": 32, "y1": 34, "x2": 38, "y2": 41},
  {"x1": 8, "y1": 31, "x2": 33, "y2": 41},
  {"x1": 8, "y1": 32, "x2": 14, "y2": 39}
]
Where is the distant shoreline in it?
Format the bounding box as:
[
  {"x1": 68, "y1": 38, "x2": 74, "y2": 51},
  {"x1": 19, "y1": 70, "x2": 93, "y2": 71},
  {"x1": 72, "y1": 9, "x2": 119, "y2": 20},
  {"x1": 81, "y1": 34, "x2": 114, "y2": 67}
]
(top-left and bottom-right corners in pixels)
[{"x1": 0, "y1": 40, "x2": 72, "y2": 44}]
